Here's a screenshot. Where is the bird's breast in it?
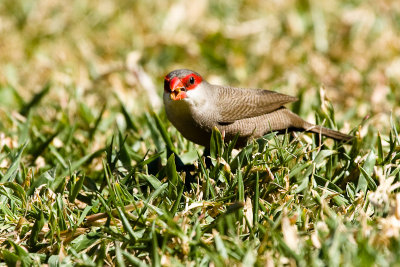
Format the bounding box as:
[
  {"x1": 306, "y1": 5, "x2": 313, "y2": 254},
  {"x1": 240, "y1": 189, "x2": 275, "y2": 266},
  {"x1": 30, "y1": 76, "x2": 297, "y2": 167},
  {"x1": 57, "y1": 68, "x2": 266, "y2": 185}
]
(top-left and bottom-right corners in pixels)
[{"x1": 163, "y1": 92, "x2": 215, "y2": 146}]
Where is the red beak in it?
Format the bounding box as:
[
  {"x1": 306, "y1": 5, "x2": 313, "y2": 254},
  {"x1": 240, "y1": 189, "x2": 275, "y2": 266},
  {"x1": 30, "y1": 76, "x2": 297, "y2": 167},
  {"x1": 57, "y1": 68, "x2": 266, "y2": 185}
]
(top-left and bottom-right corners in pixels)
[
  {"x1": 168, "y1": 77, "x2": 186, "y2": 100},
  {"x1": 169, "y1": 77, "x2": 184, "y2": 91}
]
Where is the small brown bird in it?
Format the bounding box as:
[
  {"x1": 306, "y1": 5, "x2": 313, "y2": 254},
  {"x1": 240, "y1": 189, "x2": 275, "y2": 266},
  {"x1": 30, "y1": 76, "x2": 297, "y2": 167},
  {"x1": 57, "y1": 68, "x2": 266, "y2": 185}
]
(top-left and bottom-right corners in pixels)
[{"x1": 163, "y1": 69, "x2": 352, "y2": 147}]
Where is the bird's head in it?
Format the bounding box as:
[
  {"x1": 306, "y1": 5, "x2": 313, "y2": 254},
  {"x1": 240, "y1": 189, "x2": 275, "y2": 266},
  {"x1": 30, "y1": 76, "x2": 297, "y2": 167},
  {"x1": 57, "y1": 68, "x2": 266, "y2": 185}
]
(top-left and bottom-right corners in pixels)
[{"x1": 164, "y1": 69, "x2": 203, "y2": 100}]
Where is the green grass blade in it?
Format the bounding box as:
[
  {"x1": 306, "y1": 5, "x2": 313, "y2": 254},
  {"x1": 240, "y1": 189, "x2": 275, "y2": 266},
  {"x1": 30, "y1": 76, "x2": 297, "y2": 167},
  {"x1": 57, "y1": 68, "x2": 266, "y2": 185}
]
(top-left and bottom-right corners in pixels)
[
  {"x1": 357, "y1": 151, "x2": 376, "y2": 193},
  {"x1": 28, "y1": 210, "x2": 45, "y2": 247},
  {"x1": 19, "y1": 82, "x2": 50, "y2": 116},
  {"x1": 152, "y1": 112, "x2": 176, "y2": 155},
  {"x1": 1, "y1": 142, "x2": 27, "y2": 182}
]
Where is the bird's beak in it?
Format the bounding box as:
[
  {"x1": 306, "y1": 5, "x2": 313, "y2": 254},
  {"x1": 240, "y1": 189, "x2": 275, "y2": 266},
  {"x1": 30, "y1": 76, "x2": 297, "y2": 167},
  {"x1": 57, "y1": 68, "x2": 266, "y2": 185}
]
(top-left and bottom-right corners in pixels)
[{"x1": 169, "y1": 77, "x2": 186, "y2": 100}]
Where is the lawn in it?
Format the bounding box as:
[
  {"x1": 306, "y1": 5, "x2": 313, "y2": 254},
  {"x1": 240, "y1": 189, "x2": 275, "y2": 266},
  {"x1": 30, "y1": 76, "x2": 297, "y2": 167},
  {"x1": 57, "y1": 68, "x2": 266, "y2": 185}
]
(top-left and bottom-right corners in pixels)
[{"x1": 0, "y1": 0, "x2": 400, "y2": 266}]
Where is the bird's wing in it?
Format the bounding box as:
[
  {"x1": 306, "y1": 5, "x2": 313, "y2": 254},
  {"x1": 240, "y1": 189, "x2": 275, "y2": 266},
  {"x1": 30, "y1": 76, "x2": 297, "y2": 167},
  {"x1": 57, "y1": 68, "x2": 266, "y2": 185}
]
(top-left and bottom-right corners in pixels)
[{"x1": 215, "y1": 85, "x2": 298, "y2": 124}]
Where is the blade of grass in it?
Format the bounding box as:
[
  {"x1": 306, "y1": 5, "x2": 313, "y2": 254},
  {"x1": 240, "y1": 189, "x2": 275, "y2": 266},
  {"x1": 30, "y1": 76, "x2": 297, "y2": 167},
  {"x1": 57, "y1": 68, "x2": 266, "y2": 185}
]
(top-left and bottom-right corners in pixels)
[
  {"x1": 1, "y1": 142, "x2": 27, "y2": 182},
  {"x1": 20, "y1": 82, "x2": 50, "y2": 116}
]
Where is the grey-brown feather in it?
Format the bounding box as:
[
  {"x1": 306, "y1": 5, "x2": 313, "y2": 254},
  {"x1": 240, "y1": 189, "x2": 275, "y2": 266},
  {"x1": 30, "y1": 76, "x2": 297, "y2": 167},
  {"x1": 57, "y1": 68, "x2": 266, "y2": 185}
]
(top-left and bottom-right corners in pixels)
[{"x1": 215, "y1": 85, "x2": 298, "y2": 123}]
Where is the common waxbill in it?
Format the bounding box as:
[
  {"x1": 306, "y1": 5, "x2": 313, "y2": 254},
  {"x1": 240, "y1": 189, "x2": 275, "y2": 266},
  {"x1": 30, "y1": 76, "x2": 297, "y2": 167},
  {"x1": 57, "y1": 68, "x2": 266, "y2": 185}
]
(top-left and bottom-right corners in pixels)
[{"x1": 163, "y1": 69, "x2": 352, "y2": 147}]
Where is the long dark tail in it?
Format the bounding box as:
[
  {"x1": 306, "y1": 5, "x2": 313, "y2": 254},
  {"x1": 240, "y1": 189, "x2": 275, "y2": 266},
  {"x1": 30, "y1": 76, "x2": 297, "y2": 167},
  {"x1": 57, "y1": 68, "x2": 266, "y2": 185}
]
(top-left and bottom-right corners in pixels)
[
  {"x1": 285, "y1": 109, "x2": 353, "y2": 142},
  {"x1": 306, "y1": 124, "x2": 353, "y2": 142}
]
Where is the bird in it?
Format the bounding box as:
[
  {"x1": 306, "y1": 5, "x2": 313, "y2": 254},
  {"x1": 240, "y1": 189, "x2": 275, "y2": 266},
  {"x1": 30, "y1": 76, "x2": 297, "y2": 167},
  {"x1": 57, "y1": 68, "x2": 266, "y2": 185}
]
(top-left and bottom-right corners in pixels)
[{"x1": 163, "y1": 69, "x2": 352, "y2": 148}]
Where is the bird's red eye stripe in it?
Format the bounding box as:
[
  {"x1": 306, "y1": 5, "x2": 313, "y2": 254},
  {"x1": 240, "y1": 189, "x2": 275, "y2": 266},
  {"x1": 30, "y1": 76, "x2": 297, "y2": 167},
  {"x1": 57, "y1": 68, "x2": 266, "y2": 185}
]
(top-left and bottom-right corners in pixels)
[{"x1": 182, "y1": 74, "x2": 202, "y2": 90}]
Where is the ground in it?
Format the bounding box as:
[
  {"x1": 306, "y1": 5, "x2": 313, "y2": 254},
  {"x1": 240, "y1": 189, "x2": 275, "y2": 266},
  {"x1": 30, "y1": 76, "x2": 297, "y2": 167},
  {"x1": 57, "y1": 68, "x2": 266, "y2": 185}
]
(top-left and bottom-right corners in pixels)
[{"x1": 0, "y1": 0, "x2": 400, "y2": 266}]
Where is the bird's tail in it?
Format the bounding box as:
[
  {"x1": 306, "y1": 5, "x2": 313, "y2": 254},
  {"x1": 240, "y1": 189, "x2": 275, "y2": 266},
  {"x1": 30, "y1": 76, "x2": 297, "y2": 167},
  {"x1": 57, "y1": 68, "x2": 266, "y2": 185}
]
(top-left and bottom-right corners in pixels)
[
  {"x1": 304, "y1": 123, "x2": 353, "y2": 142},
  {"x1": 280, "y1": 108, "x2": 353, "y2": 142}
]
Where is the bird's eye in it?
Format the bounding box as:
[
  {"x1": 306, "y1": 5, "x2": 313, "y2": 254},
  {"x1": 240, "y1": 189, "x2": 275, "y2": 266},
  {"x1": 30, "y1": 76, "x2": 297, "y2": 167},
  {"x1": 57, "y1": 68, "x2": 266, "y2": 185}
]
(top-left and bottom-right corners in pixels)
[{"x1": 189, "y1": 76, "x2": 195, "y2": 84}]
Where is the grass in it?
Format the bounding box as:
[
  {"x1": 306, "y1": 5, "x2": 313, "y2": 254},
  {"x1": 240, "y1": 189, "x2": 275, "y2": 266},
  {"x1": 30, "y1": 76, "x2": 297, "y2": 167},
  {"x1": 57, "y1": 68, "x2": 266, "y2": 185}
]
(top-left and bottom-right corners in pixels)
[{"x1": 0, "y1": 0, "x2": 400, "y2": 266}]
